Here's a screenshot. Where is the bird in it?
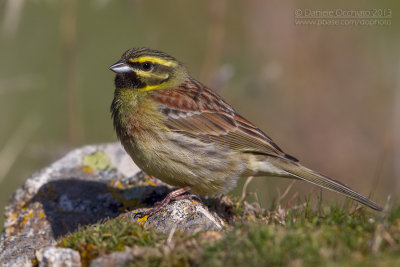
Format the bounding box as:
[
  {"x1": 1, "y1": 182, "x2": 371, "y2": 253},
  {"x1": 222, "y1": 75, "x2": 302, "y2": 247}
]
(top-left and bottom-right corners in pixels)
[{"x1": 109, "y1": 47, "x2": 382, "y2": 214}]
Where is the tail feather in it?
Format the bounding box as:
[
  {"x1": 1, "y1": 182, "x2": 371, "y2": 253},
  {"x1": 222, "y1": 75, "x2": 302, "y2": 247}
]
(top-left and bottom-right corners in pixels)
[{"x1": 274, "y1": 160, "x2": 382, "y2": 211}]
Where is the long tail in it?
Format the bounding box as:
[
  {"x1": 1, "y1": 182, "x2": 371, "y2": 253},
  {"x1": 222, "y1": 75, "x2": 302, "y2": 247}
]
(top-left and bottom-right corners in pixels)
[{"x1": 268, "y1": 159, "x2": 382, "y2": 211}]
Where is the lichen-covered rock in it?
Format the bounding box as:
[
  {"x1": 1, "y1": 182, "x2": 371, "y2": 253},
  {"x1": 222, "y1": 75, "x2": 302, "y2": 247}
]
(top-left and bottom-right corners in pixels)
[
  {"x1": 89, "y1": 247, "x2": 161, "y2": 267},
  {"x1": 1, "y1": 257, "x2": 33, "y2": 267},
  {"x1": 0, "y1": 143, "x2": 227, "y2": 265},
  {"x1": 36, "y1": 247, "x2": 81, "y2": 267},
  {"x1": 129, "y1": 199, "x2": 225, "y2": 233}
]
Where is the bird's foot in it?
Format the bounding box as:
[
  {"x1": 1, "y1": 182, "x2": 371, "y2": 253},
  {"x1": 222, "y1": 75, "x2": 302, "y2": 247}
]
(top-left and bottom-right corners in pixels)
[
  {"x1": 173, "y1": 193, "x2": 201, "y2": 202},
  {"x1": 135, "y1": 185, "x2": 193, "y2": 218}
]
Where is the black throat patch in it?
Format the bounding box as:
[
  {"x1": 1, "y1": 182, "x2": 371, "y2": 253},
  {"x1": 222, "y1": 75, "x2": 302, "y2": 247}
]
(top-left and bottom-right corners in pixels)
[{"x1": 114, "y1": 72, "x2": 146, "y2": 89}]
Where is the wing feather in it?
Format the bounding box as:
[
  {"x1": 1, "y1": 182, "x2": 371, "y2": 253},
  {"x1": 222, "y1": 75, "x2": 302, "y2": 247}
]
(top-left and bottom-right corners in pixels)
[{"x1": 151, "y1": 80, "x2": 298, "y2": 161}]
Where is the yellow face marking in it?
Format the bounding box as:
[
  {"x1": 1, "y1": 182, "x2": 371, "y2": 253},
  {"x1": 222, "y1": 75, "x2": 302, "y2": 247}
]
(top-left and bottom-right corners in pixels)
[
  {"x1": 129, "y1": 56, "x2": 177, "y2": 67},
  {"x1": 138, "y1": 84, "x2": 165, "y2": 92}
]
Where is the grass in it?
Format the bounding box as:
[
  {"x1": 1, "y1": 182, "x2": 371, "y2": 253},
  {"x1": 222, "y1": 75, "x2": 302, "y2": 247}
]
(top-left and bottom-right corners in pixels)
[
  {"x1": 58, "y1": 218, "x2": 163, "y2": 266},
  {"x1": 58, "y1": 196, "x2": 400, "y2": 267}
]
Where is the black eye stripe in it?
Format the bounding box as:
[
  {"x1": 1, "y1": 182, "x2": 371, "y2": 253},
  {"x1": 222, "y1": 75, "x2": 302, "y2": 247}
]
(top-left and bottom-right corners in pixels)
[
  {"x1": 130, "y1": 62, "x2": 156, "y2": 69},
  {"x1": 130, "y1": 62, "x2": 173, "y2": 73}
]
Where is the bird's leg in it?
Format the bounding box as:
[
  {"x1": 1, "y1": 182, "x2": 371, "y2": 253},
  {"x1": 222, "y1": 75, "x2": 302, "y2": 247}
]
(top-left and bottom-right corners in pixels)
[{"x1": 136, "y1": 186, "x2": 193, "y2": 218}]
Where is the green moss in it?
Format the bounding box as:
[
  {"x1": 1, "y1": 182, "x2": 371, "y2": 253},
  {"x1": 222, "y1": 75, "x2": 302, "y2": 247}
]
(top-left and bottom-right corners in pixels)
[
  {"x1": 57, "y1": 198, "x2": 400, "y2": 267},
  {"x1": 58, "y1": 217, "x2": 164, "y2": 266}
]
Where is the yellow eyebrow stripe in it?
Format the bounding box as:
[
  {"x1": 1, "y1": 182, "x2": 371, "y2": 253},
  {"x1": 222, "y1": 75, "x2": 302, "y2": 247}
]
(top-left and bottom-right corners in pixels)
[{"x1": 129, "y1": 56, "x2": 177, "y2": 67}]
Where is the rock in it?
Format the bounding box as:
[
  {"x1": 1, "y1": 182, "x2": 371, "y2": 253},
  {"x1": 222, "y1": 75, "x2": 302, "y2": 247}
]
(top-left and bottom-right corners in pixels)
[
  {"x1": 129, "y1": 199, "x2": 225, "y2": 233},
  {"x1": 36, "y1": 247, "x2": 81, "y2": 267},
  {"x1": 0, "y1": 143, "x2": 228, "y2": 265},
  {"x1": 89, "y1": 250, "x2": 133, "y2": 267},
  {"x1": 1, "y1": 257, "x2": 33, "y2": 267},
  {"x1": 89, "y1": 247, "x2": 161, "y2": 267}
]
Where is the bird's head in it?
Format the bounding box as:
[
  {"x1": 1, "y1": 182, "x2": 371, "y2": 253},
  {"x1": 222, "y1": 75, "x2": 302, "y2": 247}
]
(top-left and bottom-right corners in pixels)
[{"x1": 110, "y1": 47, "x2": 188, "y2": 91}]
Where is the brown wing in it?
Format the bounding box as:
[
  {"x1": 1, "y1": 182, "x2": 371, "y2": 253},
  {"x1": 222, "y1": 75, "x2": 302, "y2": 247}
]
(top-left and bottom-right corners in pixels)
[{"x1": 150, "y1": 79, "x2": 298, "y2": 161}]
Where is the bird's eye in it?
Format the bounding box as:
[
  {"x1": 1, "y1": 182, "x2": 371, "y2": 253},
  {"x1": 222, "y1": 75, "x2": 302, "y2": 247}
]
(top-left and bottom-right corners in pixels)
[{"x1": 141, "y1": 62, "x2": 153, "y2": 71}]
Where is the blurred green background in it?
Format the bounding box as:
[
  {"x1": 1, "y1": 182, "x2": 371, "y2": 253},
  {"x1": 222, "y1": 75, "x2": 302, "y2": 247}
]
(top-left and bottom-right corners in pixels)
[{"x1": 0, "y1": 0, "x2": 399, "y2": 227}]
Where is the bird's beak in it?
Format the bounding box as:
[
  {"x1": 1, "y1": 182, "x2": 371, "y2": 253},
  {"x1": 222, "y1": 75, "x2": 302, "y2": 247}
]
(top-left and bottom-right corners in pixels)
[{"x1": 109, "y1": 60, "x2": 132, "y2": 73}]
